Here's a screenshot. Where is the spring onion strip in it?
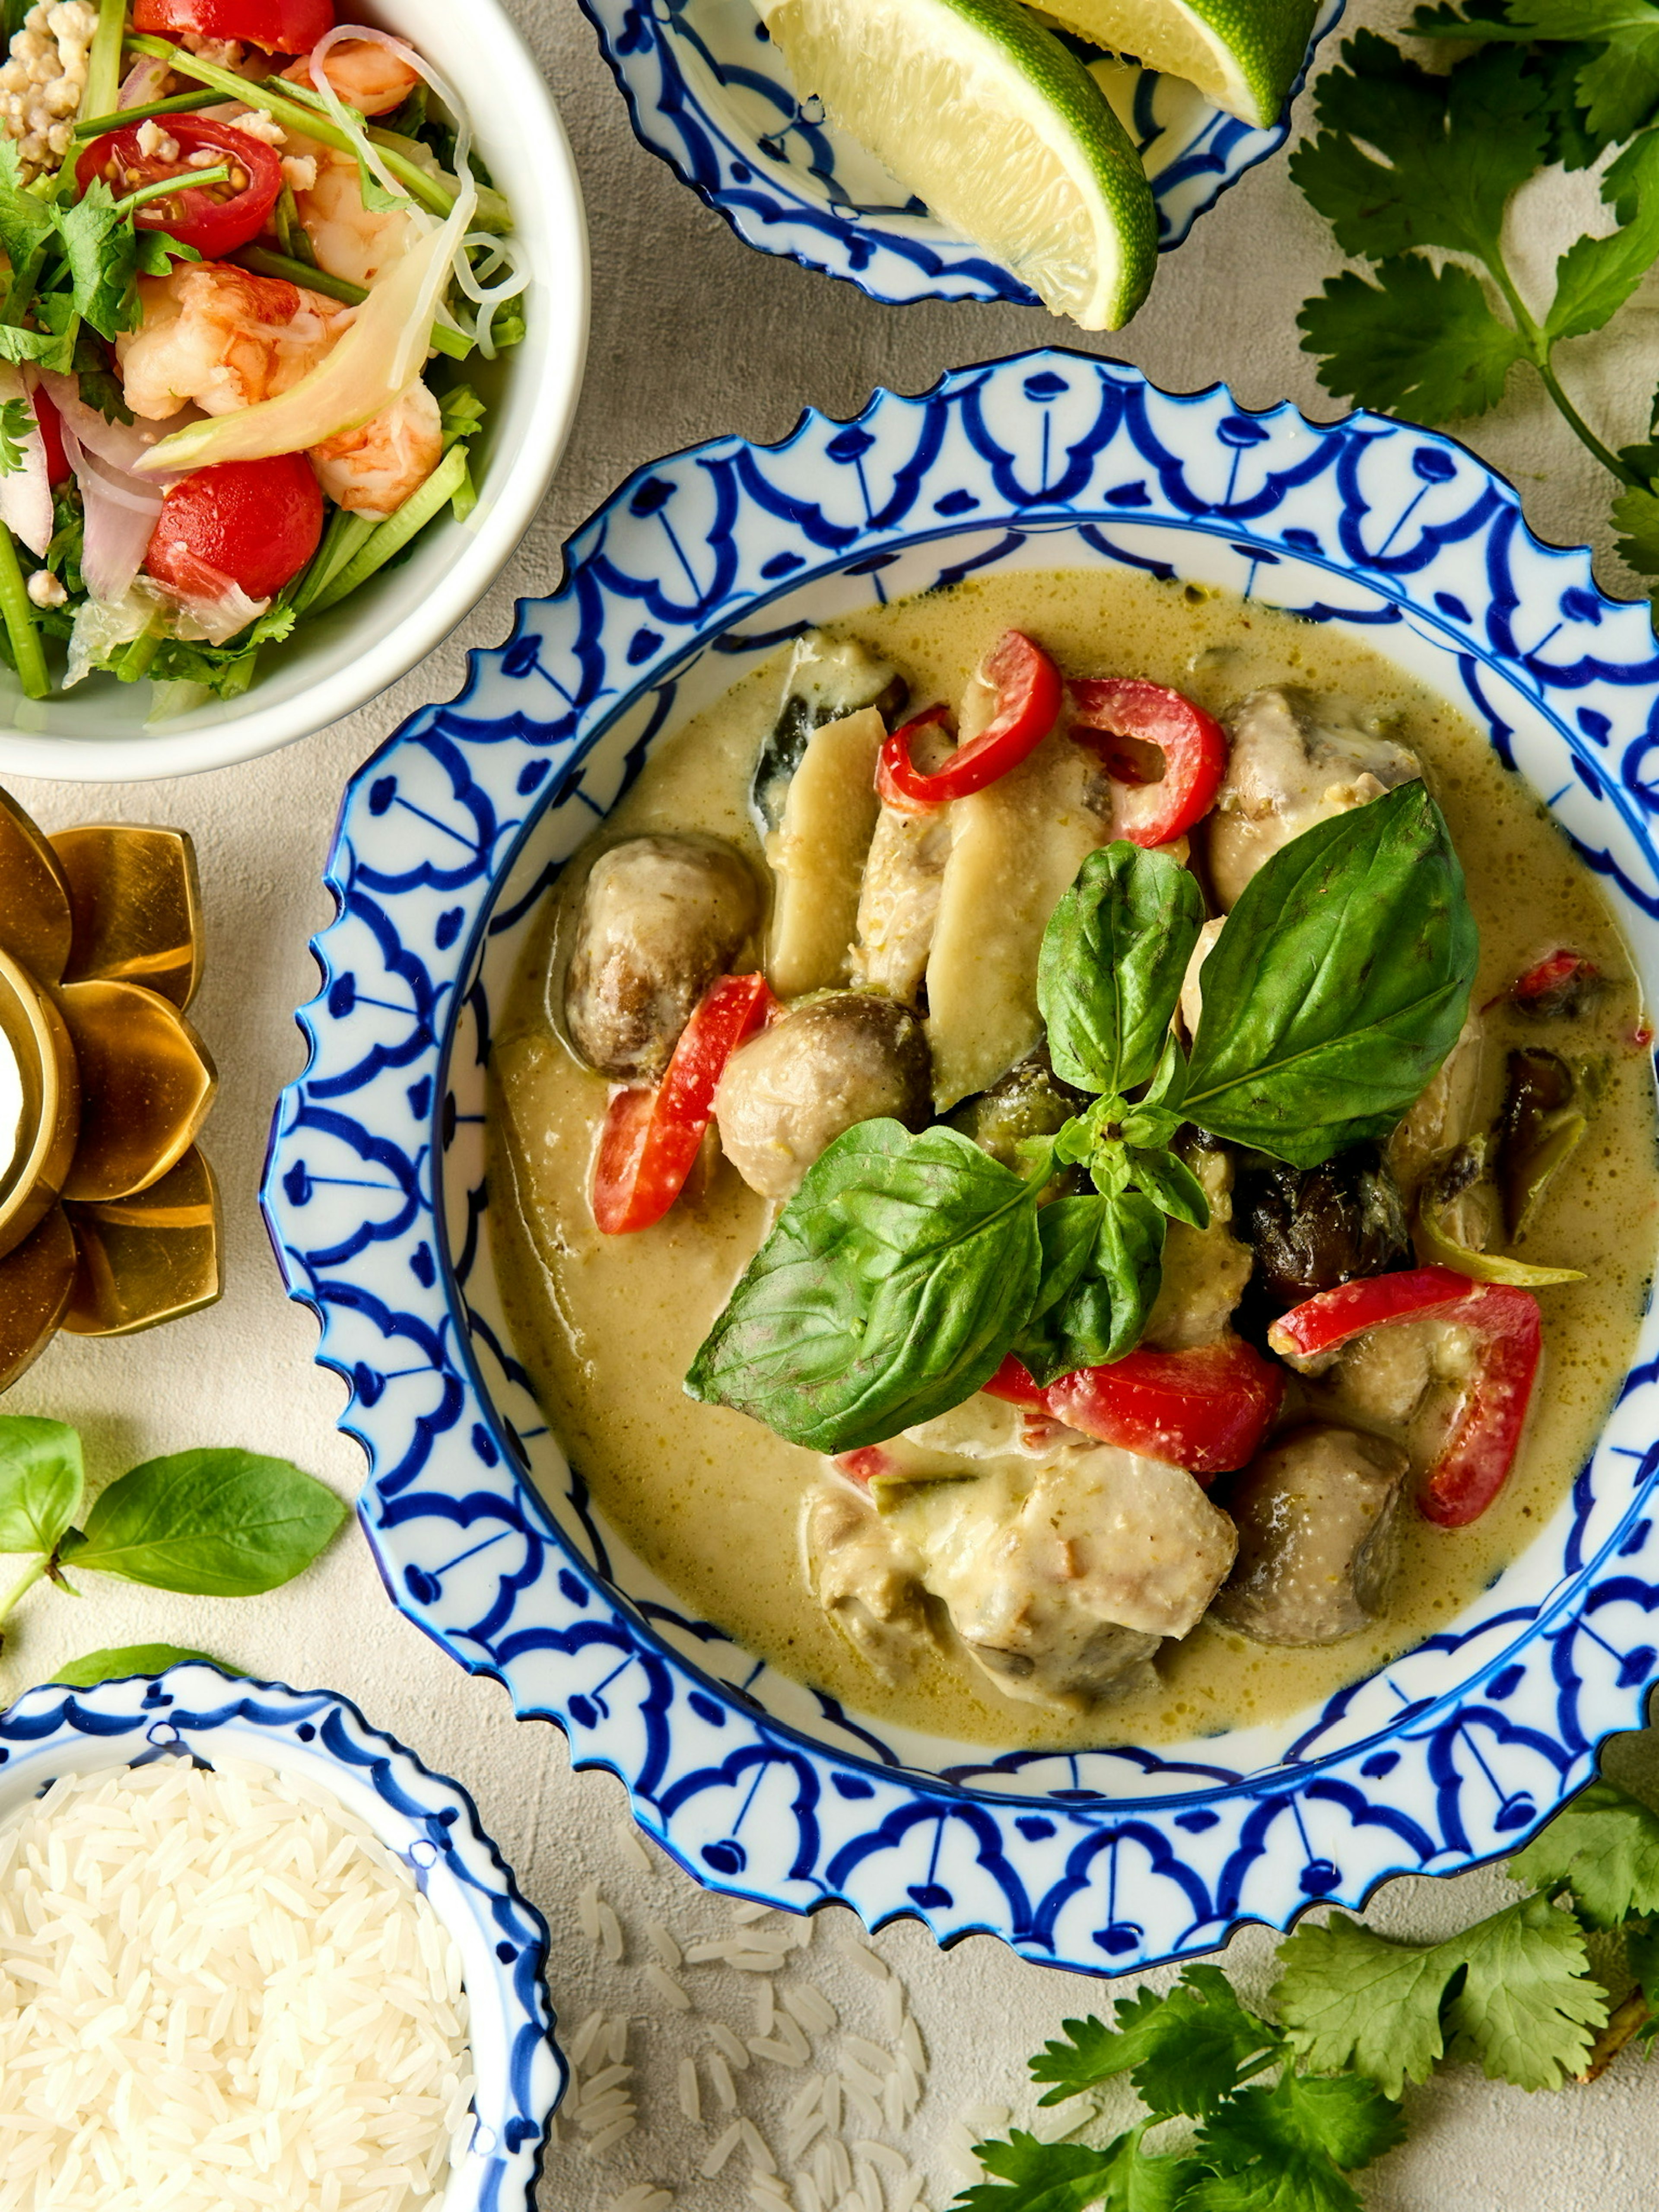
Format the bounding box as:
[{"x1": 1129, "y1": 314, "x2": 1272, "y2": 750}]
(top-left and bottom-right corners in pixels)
[
  {"x1": 305, "y1": 443, "x2": 469, "y2": 616},
  {"x1": 231, "y1": 246, "x2": 472, "y2": 356},
  {"x1": 0, "y1": 527, "x2": 49, "y2": 700},
  {"x1": 118, "y1": 166, "x2": 229, "y2": 217},
  {"x1": 290, "y1": 508, "x2": 378, "y2": 614},
  {"x1": 72, "y1": 90, "x2": 223, "y2": 137},
  {"x1": 81, "y1": 1, "x2": 127, "y2": 135},
  {"x1": 124, "y1": 35, "x2": 460, "y2": 219}
]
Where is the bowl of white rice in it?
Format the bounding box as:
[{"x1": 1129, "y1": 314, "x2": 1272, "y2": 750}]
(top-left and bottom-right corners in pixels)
[{"x1": 0, "y1": 1664, "x2": 562, "y2": 2212}]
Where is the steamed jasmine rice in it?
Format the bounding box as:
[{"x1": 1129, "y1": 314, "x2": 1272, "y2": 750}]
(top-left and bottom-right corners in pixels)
[{"x1": 0, "y1": 1756, "x2": 475, "y2": 2212}]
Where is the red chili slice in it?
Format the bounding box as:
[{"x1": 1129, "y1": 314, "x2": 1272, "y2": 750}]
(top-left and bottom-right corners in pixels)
[
  {"x1": 1068, "y1": 678, "x2": 1230, "y2": 848},
  {"x1": 145, "y1": 453, "x2": 323, "y2": 602},
  {"x1": 77, "y1": 117, "x2": 283, "y2": 261},
  {"x1": 985, "y1": 1339, "x2": 1284, "y2": 1482},
  {"x1": 592, "y1": 973, "x2": 775, "y2": 1235},
  {"x1": 132, "y1": 0, "x2": 335, "y2": 51},
  {"x1": 875, "y1": 630, "x2": 1062, "y2": 814},
  {"x1": 1269, "y1": 1265, "x2": 1542, "y2": 1527},
  {"x1": 31, "y1": 388, "x2": 69, "y2": 487}
]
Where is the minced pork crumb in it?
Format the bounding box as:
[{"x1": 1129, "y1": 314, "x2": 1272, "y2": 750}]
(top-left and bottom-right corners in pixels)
[{"x1": 0, "y1": 0, "x2": 98, "y2": 178}]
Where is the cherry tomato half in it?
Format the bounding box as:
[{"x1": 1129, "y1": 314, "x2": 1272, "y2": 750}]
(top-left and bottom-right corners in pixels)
[
  {"x1": 132, "y1": 0, "x2": 335, "y2": 52},
  {"x1": 145, "y1": 453, "x2": 324, "y2": 603},
  {"x1": 76, "y1": 117, "x2": 283, "y2": 261}
]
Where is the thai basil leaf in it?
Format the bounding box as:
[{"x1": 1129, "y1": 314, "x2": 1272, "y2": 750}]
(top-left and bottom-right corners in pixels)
[
  {"x1": 1184, "y1": 782, "x2": 1478, "y2": 1166},
  {"x1": 57, "y1": 1448, "x2": 348, "y2": 1595},
  {"x1": 1038, "y1": 843, "x2": 1203, "y2": 1097},
  {"x1": 1015, "y1": 1190, "x2": 1166, "y2": 1385},
  {"x1": 0, "y1": 1416, "x2": 83, "y2": 1556},
  {"x1": 1128, "y1": 1148, "x2": 1211, "y2": 1231},
  {"x1": 48, "y1": 1644, "x2": 244, "y2": 1689},
  {"x1": 686, "y1": 1120, "x2": 1041, "y2": 1452}
]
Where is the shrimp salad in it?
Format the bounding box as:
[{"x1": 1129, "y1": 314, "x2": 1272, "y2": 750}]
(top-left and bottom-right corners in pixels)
[{"x1": 0, "y1": 0, "x2": 524, "y2": 710}]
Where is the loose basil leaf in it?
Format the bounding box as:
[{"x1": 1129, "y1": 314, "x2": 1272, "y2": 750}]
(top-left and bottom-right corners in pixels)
[
  {"x1": 686, "y1": 1120, "x2": 1041, "y2": 1452},
  {"x1": 1039, "y1": 843, "x2": 1203, "y2": 1098},
  {"x1": 57, "y1": 1449, "x2": 348, "y2": 1595},
  {"x1": 1128, "y1": 1148, "x2": 1211, "y2": 1231},
  {"x1": 48, "y1": 1644, "x2": 245, "y2": 1689},
  {"x1": 1184, "y1": 783, "x2": 1478, "y2": 1166},
  {"x1": 0, "y1": 1416, "x2": 84, "y2": 1556},
  {"x1": 1016, "y1": 1189, "x2": 1166, "y2": 1384},
  {"x1": 1119, "y1": 1035, "x2": 1188, "y2": 1152}
]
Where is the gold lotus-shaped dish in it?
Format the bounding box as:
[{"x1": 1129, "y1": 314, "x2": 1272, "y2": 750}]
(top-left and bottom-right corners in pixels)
[{"x1": 0, "y1": 789, "x2": 220, "y2": 1391}]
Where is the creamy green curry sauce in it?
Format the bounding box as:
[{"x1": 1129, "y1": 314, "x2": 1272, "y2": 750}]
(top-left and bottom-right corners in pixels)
[{"x1": 488, "y1": 566, "x2": 1659, "y2": 1752}]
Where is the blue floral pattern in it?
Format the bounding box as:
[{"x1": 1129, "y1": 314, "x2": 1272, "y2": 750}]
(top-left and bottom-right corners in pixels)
[
  {"x1": 577, "y1": 0, "x2": 1344, "y2": 307},
  {"x1": 264, "y1": 348, "x2": 1659, "y2": 1976},
  {"x1": 0, "y1": 1666, "x2": 563, "y2": 2209}
]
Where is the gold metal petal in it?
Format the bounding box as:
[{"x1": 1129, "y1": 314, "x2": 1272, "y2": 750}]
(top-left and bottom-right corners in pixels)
[
  {"x1": 0, "y1": 1203, "x2": 76, "y2": 1391},
  {"x1": 0, "y1": 946, "x2": 80, "y2": 1261},
  {"x1": 62, "y1": 1146, "x2": 222, "y2": 1337},
  {"x1": 51, "y1": 824, "x2": 204, "y2": 1010},
  {"x1": 0, "y1": 785, "x2": 72, "y2": 985},
  {"x1": 57, "y1": 980, "x2": 217, "y2": 1204}
]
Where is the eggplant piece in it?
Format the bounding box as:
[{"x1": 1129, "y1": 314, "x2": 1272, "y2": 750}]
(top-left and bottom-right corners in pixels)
[
  {"x1": 1510, "y1": 948, "x2": 1604, "y2": 1020},
  {"x1": 749, "y1": 632, "x2": 907, "y2": 837},
  {"x1": 713, "y1": 990, "x2": 931, "y2": 1199},
  {"x1": 1236, "y1": 1142, "x2": 1413, "y2": 1311},
  {"x1": 1497, "y1": 1047, "x2": 1592, "y2": 1243},
  {"x1": 947, "y1": 1052, "x2": 1085, "y2": 1170},
  {"x1": 1416, "y1": 1135, "x2": 1584, "y2": 1286},
  {"x1": 1210, "y1": 1425, "x2": 1409, "y2": 1646},
  {"x1": 563, "y1": 834, "x2": 762, "y2": 1080}
]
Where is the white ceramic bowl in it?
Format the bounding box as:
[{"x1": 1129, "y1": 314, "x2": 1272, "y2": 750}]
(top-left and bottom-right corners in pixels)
[
  {"x1": 0, "y1": 1665, "x2": 564, "y2": 2211},
  {"x1": 0, "y1": 0, "x2": 589, "y2": 783}
]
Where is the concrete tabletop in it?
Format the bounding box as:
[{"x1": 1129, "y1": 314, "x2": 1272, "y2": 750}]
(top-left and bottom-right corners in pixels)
[{"x1": 4, "y1": 3, "x2": 1656, "y2": 2205}]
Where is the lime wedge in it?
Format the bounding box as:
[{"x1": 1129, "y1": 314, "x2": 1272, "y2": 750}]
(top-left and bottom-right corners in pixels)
[
  {"x1": 1033, "y1": 0, "x2": 1318, "y2": 129},
  {"x1": 759, "y1": 0, "x2": 1157, "y2": 331}
]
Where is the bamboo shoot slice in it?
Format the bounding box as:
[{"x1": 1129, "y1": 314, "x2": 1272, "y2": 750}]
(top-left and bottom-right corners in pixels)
[{"x1": 766, "y1": 706, "x2": 885, "y2": 997}]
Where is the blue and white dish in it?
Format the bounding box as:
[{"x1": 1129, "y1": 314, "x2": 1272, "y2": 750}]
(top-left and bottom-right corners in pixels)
[
  {"x1": 264, "y1": 346, "x2": 1659, "y2": 1976},
  {"x1": 578, "y1": 0, "x2": 1343, "y2": 307},
  {"x1": 0, "y1": 1666, "x2": 563, "y2": 2210}
]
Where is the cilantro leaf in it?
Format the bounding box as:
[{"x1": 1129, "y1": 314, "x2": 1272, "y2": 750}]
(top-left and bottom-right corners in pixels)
[
  {"x1": 1289, "y1": 35, "x2": 1548, "y2": 263},
  {"x1": 1298, "y1": 259, "x2": 1526, "y2": 420},
  {"x1": 1623, "y1": 1921, "x2": 1659, "y2": 2011},
  {"x1": 54, "y1": 184, "x2": 199, "y2": 341},
  {"x1": 1187, "y1": 2072, "x2": 1405, "y2": 2212},
  {"x1": 1612, "y1": 484, "x2": 1659, "y2": 576},
  {"x1": 958, "y1": 2128, "x2": 1195, "y2": 2212},
  {"x1": 71, "y1": 328, "x2": 132, "y2": 424},
  {"x1": 1031, "y1": 1968, "x2": 1281, "y2": 2119},
  {"x1": 1545, "y1": 195, "x2": 1659, "y2": 346},
  {"x1": 1276, "y1": 1899, "x2": 1605, "y2": 2095},
  {"x1": 1410, "y1": 1, "x2": 1659, "y2": 143},
  {"x1": 0, "y1": 393, "x2": 32, "y2": 474},
  {"x1": 1507, "y1": 1777, "x2": 1659, "y2": 1927}
]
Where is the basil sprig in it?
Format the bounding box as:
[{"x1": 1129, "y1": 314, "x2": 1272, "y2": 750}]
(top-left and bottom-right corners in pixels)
[
  {"x1": 687, "y1": 781, "x2": 1478, "y2": 1453},
  {"x1": 0, "y1": 1416, "x2": 347, "y2": 1667}
]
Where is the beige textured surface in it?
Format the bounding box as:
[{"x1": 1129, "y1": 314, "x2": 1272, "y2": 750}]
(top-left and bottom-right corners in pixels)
[{"x1": 3, "y1": 0, "x2": 1659, "y2": 2203}]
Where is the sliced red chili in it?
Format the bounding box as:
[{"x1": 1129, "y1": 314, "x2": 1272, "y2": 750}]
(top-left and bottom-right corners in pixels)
[
  {"x1": 132, "y1": 0, "x2": 335, "y2": 51},
  {"x1": 985, "y1": 1339, "x2": 1283, "y2": 1481},
  {"x1": 1269, "y1": 1265, "x2": 1542, "y2": 1527},
  {"x1": 875, "y1": 629, "x2": 1061, "y2": 814},
  {"x1": 31, "y1": 387, "x2": 68, "y2": 487},
  {"x1": 1507, "y1": 947, "x2": 1601, "y2": 1018},
  {"x1": 1068, "y1": 677, "x2": 1229, "y2": 848},
  {"x1": 592, "y1": 973, "x2": 775, "y2": 1235},
  {"x1": 77, "y1": 117, "x2": 283, "y2": 261}
]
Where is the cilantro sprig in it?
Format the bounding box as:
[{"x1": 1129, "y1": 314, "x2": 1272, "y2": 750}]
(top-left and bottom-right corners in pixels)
[
  {"x1": 957, "y1": 1772, "x2": 1659, "y2": 2211},
  {"x1": 1292, "y1": 15, "x2": 1659, "y2": 614}
]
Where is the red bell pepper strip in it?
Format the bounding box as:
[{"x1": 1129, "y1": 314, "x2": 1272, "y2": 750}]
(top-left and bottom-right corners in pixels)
[
  {"x1": 1068, "y1": 677, "x2": 1229, "y2": 848},
  {"x1": 1268, "y1": 1265, "x2": 1542, "y2": 1528},
  {"x1": 985, "y1": 1339, "x2": 1284, "y2": 1482},
  {"x1": 591, "y1": 973, "x2": 774, "y2": 1235},
  {"x1": 875, "y1": 630, "x2": 1062, "y2": 814}
]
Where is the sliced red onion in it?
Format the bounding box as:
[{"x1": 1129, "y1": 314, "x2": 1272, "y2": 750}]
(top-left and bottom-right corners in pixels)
[
  {"x1": 59, "y1": 419, "x2": 162, "y2": 605},
  {"x1": 40, "y1": 372, "x2": 193, "y2": 482},
  {"x1": 118, "y1": 55, "x2": 171, "y2": 110},
  {"x1": 0, "y1": 366, "x2": 54, "y2": 559}
]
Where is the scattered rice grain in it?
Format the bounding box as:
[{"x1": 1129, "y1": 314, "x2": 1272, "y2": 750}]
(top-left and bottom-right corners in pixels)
[
  {"x1": 843, "y1": 2035, "x2": 894, "y2": 2078},
  {"x1": 879, "y1": 1983, "x2": 905, "y2": 2040},
  {"x1": 577, "y1": 1882, "x2": 602, "y2": 1945},
  {"x1": 708, "y1": 2051, "x2": 738, "y2": 2110},
  {"x1": 709, "y1": 2021, "x2": 751, "y2": 2070},
  {"x1": 890, "y1": 2175, "x2": 928, "y2": 2212},
  {"x1": 740, "y1": 2117, "x2": 777, "y2": 2173},
  {"x1": 783, "y1": 1983, "x2": 838, "y2": 2037},
  {"x1": 787, "y1": 2110, "x2": 827, "y2": 2160},
  {"x1": 604, "y1": 2188, "x2": 672, "y2": 2212},
  {"x1": 898, "y1": 2018, "x2": 926, "y2": 2074},
  {"x1": 612, "y1": 1824, "x2": 653, "y2": 1878},
  {"x1": 570, "y1": 2008, "x2": 607, "y2": 2069},
  {"x1": 842, "y1": 2076, "x2": 884, "y2": 2132},
  {"x1": 645, "y1": 1921, "x2": 683, "y2": 1972},
  {"x1": 606, "y1": 2016, "x2": 631, "y2": 2066},
  {"x1": 643, "y1": 1962, "x2": 691, "y2": 2012},
  {"x1": 587, "y1": 2114, "x2": 638, "y2": 2157},
  {"x1": 843, "y1": 1941, "x2": 888, "y2": 1983},
  {"x1": 730, "y1": 1903, "x2": 772, "y2": 1925},
  {"x1": 701, "y1": 2121, "x2": 743, "y2": 2179},
  {"x1": 597, "y1": 1901, "x2": 626, "y2": 1965},
  {"x1": 821, "y1": 2075, "x2": 842, "y2": 2132},
  {"x1": 855, "y1": 2162, "x2": 884, "y2": 2212},
  {"x1": 749, "y1": 2036, "x2": 807, "y2": 2069},
  {"x1": 785, "y1": 2076, "x2": 823, "y2": 2131},
  {"x1": 796, "y1": 2175, "x2": 826, "y2": 2212},
  {"x1": 755, "y1": 1980, "x2": 775, "y2": 2037},
  {"x1": 856, "y1": 2141, "x2": 912, "y2": 2177},
  {"x1": 677, "y1": 2057, "x2": 701, "y2": 2125}
]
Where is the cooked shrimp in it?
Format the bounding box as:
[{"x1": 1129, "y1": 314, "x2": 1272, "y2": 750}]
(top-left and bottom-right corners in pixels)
[
  {"x1": 286, "y1": 139, "x2": 419, "y2": 289},
  {"x1": 116, "y1": 261, "x2": 348, "y2": 420},
  {"x1": 309, "y1": 382, "x2": 442, "y2": 518},
  {"x1": 282, "y1": 37, "x2": 420, "y2": 117}
]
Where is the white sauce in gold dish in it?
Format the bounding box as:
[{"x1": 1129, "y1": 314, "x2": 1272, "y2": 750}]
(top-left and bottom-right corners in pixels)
[{"x1": 488, "y1": 567, "x2": 1659, "y2": 1753}]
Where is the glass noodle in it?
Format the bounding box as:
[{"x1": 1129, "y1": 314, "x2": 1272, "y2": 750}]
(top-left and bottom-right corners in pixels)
[{"x1": 304, "y1": 25, "x2": 529, "y2": 361}]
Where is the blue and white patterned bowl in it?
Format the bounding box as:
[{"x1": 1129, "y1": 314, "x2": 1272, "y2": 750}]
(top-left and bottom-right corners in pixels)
[
  {"x1": 264, "y1": 346, "x2": 1659, "y2": 1976},
  {"x1": 578, "y1": 0, "x2": 1343, "y2": 307},
  {"x1": 0, "y1": 1667, "x2": 563, "y2": 2209}
]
